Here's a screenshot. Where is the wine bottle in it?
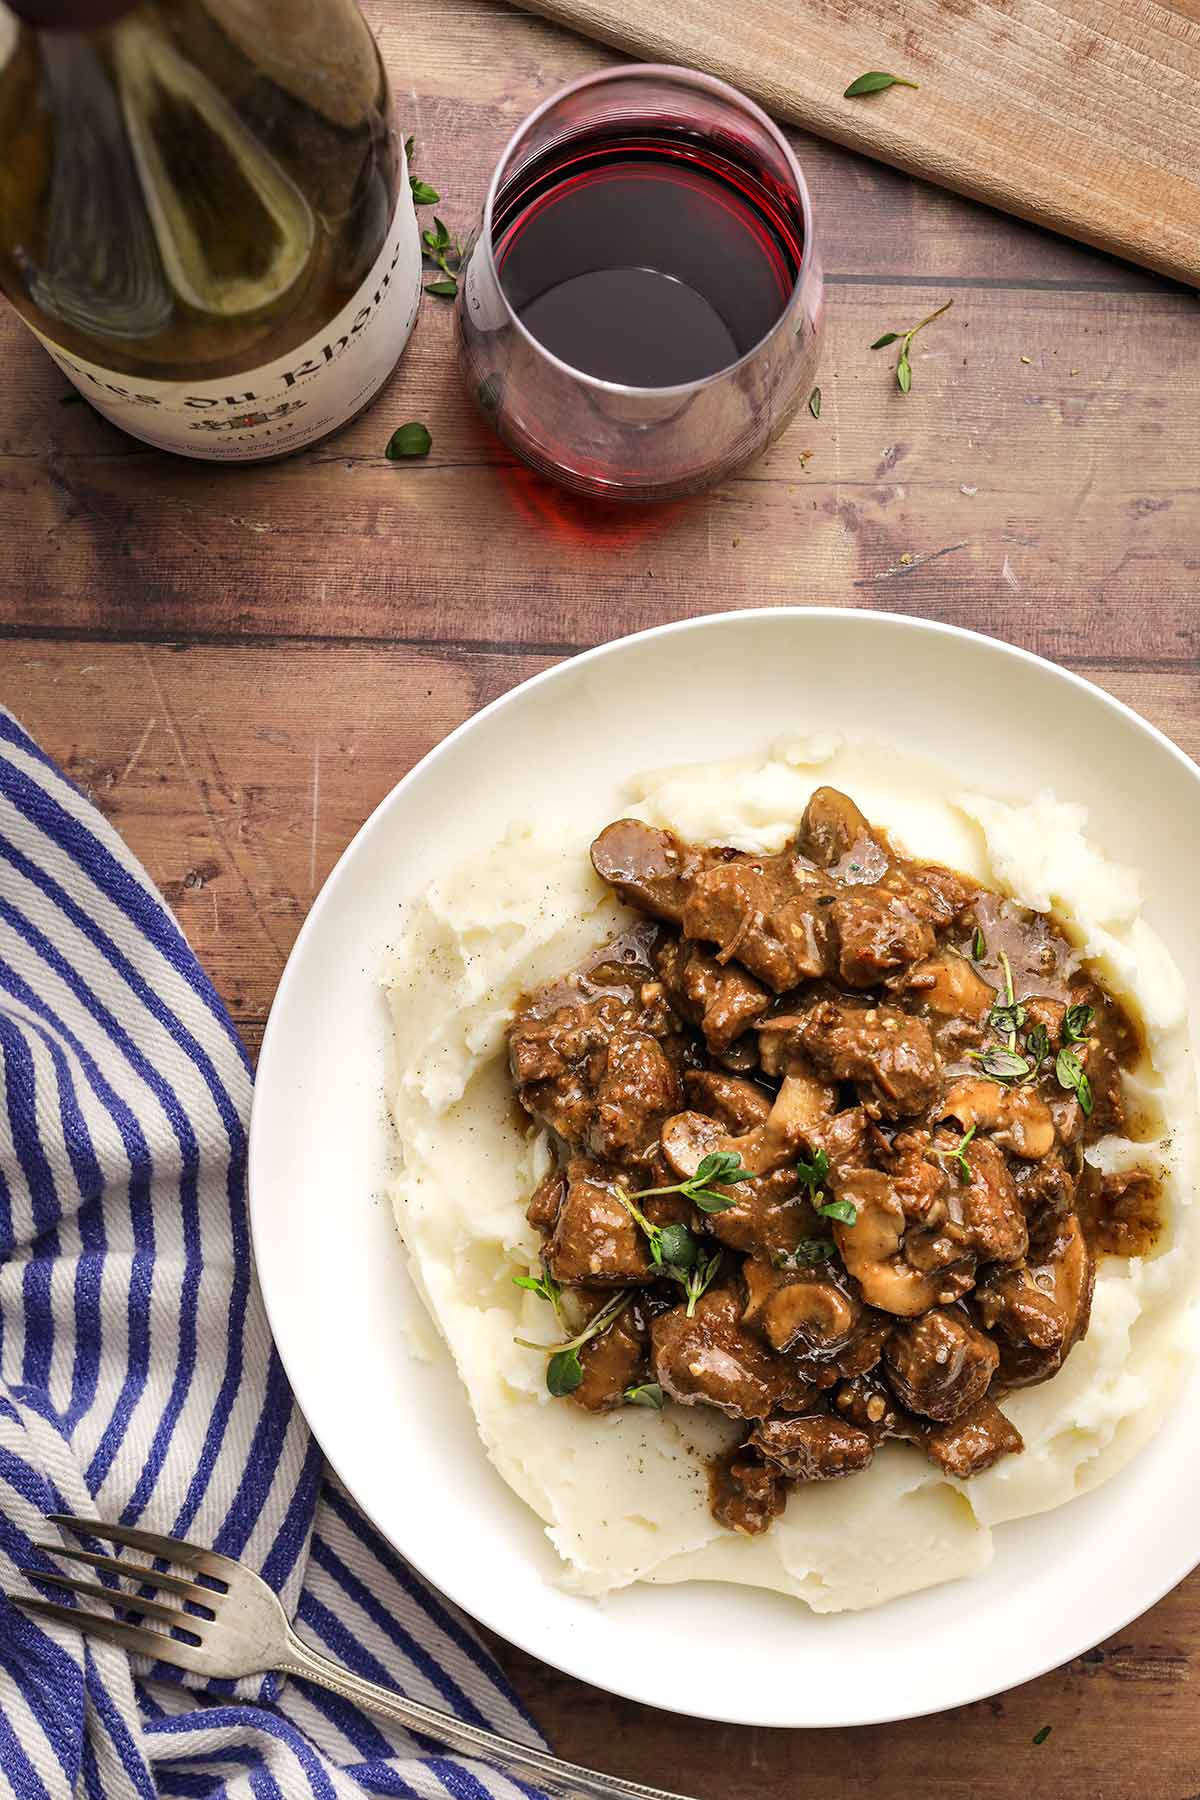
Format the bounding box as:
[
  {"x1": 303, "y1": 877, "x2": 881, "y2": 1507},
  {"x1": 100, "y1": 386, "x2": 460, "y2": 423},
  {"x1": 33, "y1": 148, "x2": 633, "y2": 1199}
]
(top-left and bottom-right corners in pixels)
[{"x1": 0, "y1": 0, "x2": 422, "y2": 460}]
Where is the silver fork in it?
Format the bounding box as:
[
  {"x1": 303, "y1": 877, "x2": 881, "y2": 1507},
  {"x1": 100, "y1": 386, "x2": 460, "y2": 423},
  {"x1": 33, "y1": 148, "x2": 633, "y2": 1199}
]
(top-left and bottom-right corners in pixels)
[{"x1": 17, "y1": 1515, "x2": 692, "y2": 1800}]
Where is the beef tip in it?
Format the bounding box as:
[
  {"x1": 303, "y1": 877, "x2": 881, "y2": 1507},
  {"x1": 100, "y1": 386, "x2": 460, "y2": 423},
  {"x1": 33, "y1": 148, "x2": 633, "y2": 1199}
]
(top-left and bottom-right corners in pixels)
[
  {"x1": 1073, "y1": 984, "x2": 1138, "y2": 1134},
  {"x1": 750, "y1": 1414, "x2": 875, "y2": 1481},
  {"x1": 808, "y1": 1104, "x2": 870, "y2": 1179},
  {"x1": 592, "y1": 1030, "x2": 682, "y2": 1163},
  {"x1": 680, "y1": 854, "x2": 834, "y2": 991},
  {"x1": 573, "y1": 1303, "x2": 648, "y2": 1412},
  {"x1": 545, "y1": 1159, "x2": 652, "y2": 1286},
  {"x1": 885, "y1": 860, "x2": 977, "y2": 931},
  {"x1": 830, "y1": 891, "x2": 936, "y2": 987},
  {"x1": 741, "y1": 1258, "x2": 862, "y2": 1355},
  {"x1": 509, "y1": 998, "x2": 603, "y2": 1144},
  {"x1": 832, "y1": 1313, "x2": 893, "y2": 1380},
  {"x1": 922, "y1": 1399, "x2": 1023, "y2": 1478},
  {"x1": 940, "y1": 1077, "x2": 1055, "y2": 1161},
  {"x1": 590, "y1": 820, "x2": 716, "y2": 924},
  {"x1": 655, "y1": 937, "x2": 771, "y2": 1053},
  {"x1": 526, "y1": 1168, "x2": 565, "y2": 1232},
  {"x1": 710, "y1": 1448, "x2": 786, "y2": 1535},
  {"x1": 975, "y1": 1212, "x2": 1094, "y2": 1388},
  {"x1": 883, "y1": 1308, "x2": 999, "y2": 1422},
  {"x1": 706, "y1": 1167, "x2": 820, "y2": 1260},
  {"x1": 1088, "y1": 1166, "x2": 1162, "y2": 1258},
  {"x1": 510, "y1": 967, "x2": 686, "y2": 1162},
  {"x1": 834, "y1": 1372, "x2": 921, "y2": 1444},
  {"x1": 683, "y1": 1068, "x2": 773, "y2": 1133},
  {"x1": 650, "y1": 1289, "x2": 818, "y2": 1419},
  {"x1": 881, "y1": 1128, "x2": 950, "y2": 1225},
  {"x1": 1013, "y1": 1152, "x2": 1076, "y2": 1228},
  {"x1": 797, "y1": 786, "x2": 876, "y2": 870},
  {"x1": 794, "y1": 995, "x2": 940, "y2": 1120},
  {"x1": 940, "y1": 1133, "x2": 1029, "y2": 1265}
]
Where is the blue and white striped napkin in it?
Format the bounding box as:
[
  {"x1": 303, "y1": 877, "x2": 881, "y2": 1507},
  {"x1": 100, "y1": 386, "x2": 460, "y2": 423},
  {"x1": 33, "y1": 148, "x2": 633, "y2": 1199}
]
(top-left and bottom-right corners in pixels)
[{"x1": 0, "y1": 709, "x2": 545, "y2": 1800}]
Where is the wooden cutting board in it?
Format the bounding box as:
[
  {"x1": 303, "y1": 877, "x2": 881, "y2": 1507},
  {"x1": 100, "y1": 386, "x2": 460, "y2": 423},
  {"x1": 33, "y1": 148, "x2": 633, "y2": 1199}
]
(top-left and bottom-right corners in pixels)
[{"x1": 510, "y1": 0, "x2": 1200, "y2": 288}]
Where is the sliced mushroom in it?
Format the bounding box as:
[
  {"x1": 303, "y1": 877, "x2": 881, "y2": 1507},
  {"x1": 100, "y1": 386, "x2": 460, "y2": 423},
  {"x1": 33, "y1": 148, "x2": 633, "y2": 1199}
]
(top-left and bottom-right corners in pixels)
[
  {"x1": 941, "y1": 1077, "x2": 1055, "y2": 1160},
  {"x1": 796, "y1": 786, "x2": 879, "y2": 873},
  {"x1": 741, "y1": 1257, "x2": 859, "y2": 1354},
  {"x1": 590, "y1": 819, "x2": 708, "y2": 922},
  {"x1": 660, "y1": 1063, "x2": 836, "y2": 1181},
  {"x1": 897, "y1": 953, "x2": 995, "y2": 1020},
  {"x1": 827, "y1": 1169, "x2": 945, "y2": 1316}
]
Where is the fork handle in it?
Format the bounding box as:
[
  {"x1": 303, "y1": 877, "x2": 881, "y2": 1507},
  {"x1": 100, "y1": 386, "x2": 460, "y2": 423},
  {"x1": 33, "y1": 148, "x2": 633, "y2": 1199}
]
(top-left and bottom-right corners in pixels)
[{"x1": 278, "y1": 1629, "x2": 690, "y2": 1800}]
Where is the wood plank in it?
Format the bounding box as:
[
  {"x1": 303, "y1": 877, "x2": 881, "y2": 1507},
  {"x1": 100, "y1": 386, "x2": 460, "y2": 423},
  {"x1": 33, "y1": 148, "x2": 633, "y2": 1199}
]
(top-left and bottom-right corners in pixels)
[
  {"x1": 372, "y1": 0, "x2": 1182, "y2": 292},
  {"x1": 514, "y1": 0, "x2": 1200, "y2": 287},
  {"x1": 3, "y1": 285, "x2": 1197, "y2": 662},
  {"x1": 4, "y1": 641, "x2": 1195, "y2": 1034},
  {"x1": 485, "y1": 1563, "x2": 1200, "y2": 1797}
]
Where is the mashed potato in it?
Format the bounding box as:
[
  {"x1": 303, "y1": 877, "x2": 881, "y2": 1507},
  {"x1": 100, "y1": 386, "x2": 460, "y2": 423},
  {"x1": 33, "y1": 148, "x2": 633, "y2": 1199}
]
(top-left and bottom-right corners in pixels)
[{"x1": 384, "y1": 736, "x2": 1199, "y2": 1612}]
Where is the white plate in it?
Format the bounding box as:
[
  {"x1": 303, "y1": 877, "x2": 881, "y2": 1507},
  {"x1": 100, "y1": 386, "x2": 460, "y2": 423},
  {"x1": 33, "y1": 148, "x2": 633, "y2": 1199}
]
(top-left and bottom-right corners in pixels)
[{"x1": 249, "y1": 609, "x2": 1200, "y2": 1728}]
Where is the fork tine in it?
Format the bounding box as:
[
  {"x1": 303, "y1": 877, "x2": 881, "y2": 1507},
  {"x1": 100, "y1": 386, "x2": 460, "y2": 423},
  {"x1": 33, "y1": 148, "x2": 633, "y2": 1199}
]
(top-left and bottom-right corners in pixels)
[
  {"x1": 30, "y1": 1543, "x2": 216, "y2": 1603},
  {"x1": 18, "y1": 1569, "x2": 210, "y2": 1625},
  {"x1": 14, "y1": 1596, "x2": 205, "y2": 1674},
  {"x1": 46, "y1": 1515, "x2": 232, "y2": 1581}
]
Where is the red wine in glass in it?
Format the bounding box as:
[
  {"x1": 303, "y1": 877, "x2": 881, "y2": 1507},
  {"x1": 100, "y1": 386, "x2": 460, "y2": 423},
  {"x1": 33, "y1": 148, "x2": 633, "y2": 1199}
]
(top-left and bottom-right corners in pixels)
[
  {"x1": 457, "y1": 66, "x2": 823, "y2": 501},
  {"x1": 492, "y1": 129, "x2": 804, "y2": 389}
]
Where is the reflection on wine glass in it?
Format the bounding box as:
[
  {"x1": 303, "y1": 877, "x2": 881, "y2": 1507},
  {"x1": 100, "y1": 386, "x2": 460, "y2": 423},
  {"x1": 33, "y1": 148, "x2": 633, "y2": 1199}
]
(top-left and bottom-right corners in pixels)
[{"x1": 457, "y1": 64, "x2": 823, "y2": 502}]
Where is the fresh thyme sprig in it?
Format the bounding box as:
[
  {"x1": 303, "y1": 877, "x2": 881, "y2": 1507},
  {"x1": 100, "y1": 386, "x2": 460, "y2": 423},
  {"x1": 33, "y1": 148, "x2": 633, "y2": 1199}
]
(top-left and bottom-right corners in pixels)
[
  {"x1": 515, "y1": 1290, "x2": 631, "y2": 1396},
  {"x1": 951, "y1": 1123, "x2": 976, "y2": 1184},
  {"x1": 615, "y1": 1188, "x2": 698, "y2": 1269},
  {"x1": 404, "y1": 135, "x2": 440, "y2": 206},
  {"x1": 796, "y1": 1147, "x2": 858, "y2": 1225},
  {"x1": 1062, "y1": 1002, "x2": 1095, "y2": 1044},
  {"x1": 988, "y1": 948, "x2": 1027, "y2": 1046},
  {"x1": 870, "y1": 299, "x2": 953, "y2": 393},
  {"x1": 421, "y1": 216, "x2": 463, "y2": 298},
  {"x1": 932, "y1": 1122, "x2": 977, "y2": 1185},
  {"x1": 969, "y1": 1043, "x2": 1031, "y2": 1084},
  {"x1": 773, "y1": 1237, "x2": 837, "y2": 1268},
  {"x1": 512, "y1": 1266, "x2": 565, "y2": 1326},
  {"x1": 616, "y1": 1183, "x2": 727, "y2": 1318},
  {"x1": 1055, "y1": 1047, "x2": 1093, "y2": 1116},
  {"x1": 626, "y1": 1150, "x2": 753, "y2": 1216},
  {"x1": 680, "y1": 1249, "x2": 725, "y2": 1317},
  {"x1": 404, "y1": 138, "x2": 463, "y2": 297}
]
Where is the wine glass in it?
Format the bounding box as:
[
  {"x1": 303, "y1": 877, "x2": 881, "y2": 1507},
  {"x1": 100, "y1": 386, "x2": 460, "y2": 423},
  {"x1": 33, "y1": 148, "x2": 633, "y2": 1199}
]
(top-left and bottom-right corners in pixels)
[{"x1": 456, "y1": 64, "x2": 823, "y2": 502}]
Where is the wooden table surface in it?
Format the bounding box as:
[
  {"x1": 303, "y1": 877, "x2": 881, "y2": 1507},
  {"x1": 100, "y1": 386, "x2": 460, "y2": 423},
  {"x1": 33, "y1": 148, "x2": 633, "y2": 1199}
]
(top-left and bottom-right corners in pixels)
[{"x1": 2, "y1": 1, "x2": 1198, "y2": 1793}]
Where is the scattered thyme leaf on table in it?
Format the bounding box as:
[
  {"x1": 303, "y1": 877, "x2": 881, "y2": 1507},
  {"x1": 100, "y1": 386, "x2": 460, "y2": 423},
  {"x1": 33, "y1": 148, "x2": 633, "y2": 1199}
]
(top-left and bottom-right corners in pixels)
[
  {"x1": 844, "y1": 71, "x2": 919, "y2": 97},
  {"x1": 385, "y1": 422, "x2": 432, "y2": 459},
  {"x1": 870, "y1": 299, "x2": 954, "y2": 393}
]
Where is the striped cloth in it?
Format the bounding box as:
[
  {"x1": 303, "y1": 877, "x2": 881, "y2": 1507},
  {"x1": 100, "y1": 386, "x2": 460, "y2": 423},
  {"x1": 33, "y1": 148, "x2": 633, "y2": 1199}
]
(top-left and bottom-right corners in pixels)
[{"x1": 0, "y1": 711, "x2": 546, "y2": 1800}]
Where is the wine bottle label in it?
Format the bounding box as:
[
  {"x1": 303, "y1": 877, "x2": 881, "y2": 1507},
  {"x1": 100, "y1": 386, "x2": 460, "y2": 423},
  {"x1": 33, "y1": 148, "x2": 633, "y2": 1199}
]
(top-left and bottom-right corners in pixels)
[{"x1": 27, "y1": 194, "x2": 421, "y2": 460}]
